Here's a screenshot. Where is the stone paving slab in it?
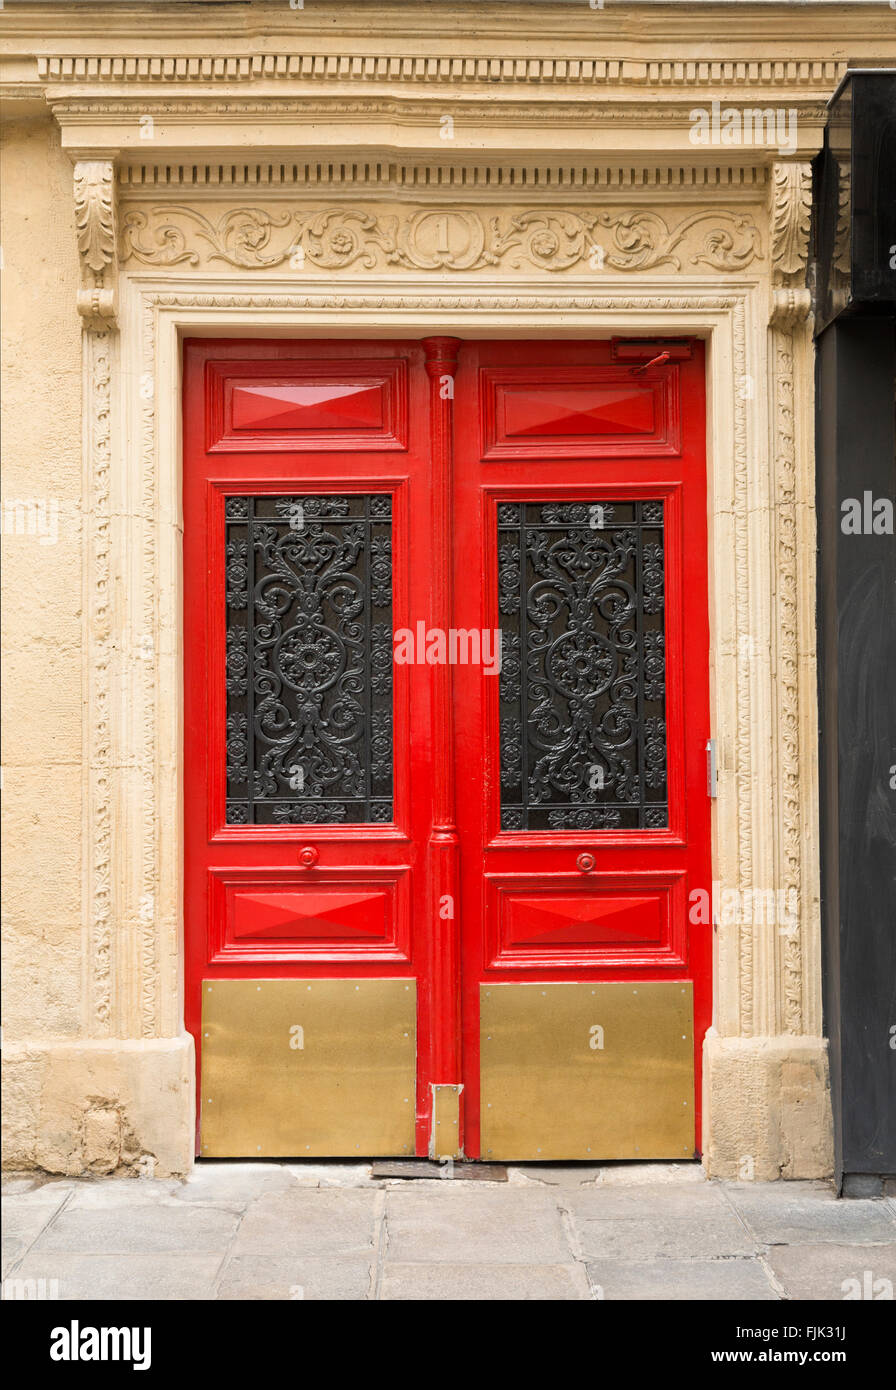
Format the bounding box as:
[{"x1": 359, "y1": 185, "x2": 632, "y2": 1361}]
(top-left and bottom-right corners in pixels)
[
  {"x1": 585, "y1": 1257, "x2": 779, "y2": 1300},
  {"x1": 7, "y1": 1252, "x2": 223, "y2": 1301},
  {"x1": 379, "y1": 1262, "x2": 592, "y2": 1300},
  {"x1": 721, "y1": 1183, "x2": 896, "y2": 1245},
  {"x1": 765, "y1": 1242, "x2": 896, "y2": 1301},
  {"x1": 52, "y1": 1180, "x2": 183, "y2": 1209},
  {"x1": 0, "y1": 1178, "x2": 76, "y2": 1199},
  {"x1": 571, "y1": 1213, "x2": 758, "y2": 1262},
  {"x1": 166, "y1": 1161, "x2": 299, "y2": 1207},
  {"x1": 507, "y1": 1163, "x2": 607, "y2": 1187},
  {"x1": 284, "y1": 1163, "x2": 376, "y2": 1188},
  {"x1": 29, "y1": 1200, "x2": 240, "y2": 1256},
  {"x1": 3, "y1": 1165, "x2": 896, "y2": 1301},
  {"x1": 217, "y1": 1254, "x2": 373, "y2": 1301},
  {"x1": 565, "y1": 1181, "x2": 729, "y2": 1219},
  {"x1": 594, "y1": 1162, "x2": 709, "y2": 1186},
  {"x1": 232, "y1": 1189, "x2": 382, "y2": 1260},
  {"x1": 382, "y1": 1185, "x2": 571, "y2": 1265},
  {"x1": 510, "y1": 1162, "x2": 705, "y2": 1188},
  {"x1": 565, "y1": 1183, "x2": 757, "y2": 1261},
  {"x1": 1, "y1": 1189, "x2": 72, "y2": 1275}
]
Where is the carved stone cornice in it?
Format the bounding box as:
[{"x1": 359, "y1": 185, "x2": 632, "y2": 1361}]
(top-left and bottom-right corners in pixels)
[
  {"x1": 42, "y1": 95, "x2": 831, "y2": 170},
  {"x1": 118, "y1": 203, "x2": 763, "y2": 275},
  {"x1": 74, "y1": 159, "x2": 118, "y2": 328},
  {"x1": 768, "y1": 161, "x2": 812, "y2": 328}
]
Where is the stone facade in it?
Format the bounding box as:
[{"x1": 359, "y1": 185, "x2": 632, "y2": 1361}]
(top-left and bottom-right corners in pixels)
[{"x1": 3, "y1": 1, "x2": 894, "y2": 1178}]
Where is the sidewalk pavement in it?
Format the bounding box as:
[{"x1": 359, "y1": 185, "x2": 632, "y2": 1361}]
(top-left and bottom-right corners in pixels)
[{"x1": 3, "y1": 1162, "x2": 895, "y2": 1301}]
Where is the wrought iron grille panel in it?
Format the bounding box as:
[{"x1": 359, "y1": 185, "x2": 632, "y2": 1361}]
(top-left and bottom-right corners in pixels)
[
  {"x1": 224, "y1": 493, "x2": 393, "y2": 825},
  {"x1": 497, "y1": 500, "x2": 667, "y2": 831}
]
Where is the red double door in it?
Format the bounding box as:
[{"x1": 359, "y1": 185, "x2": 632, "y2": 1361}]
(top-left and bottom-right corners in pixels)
[{"x1": 184, "y1": 337, "x2": 711, "y2": 1161}]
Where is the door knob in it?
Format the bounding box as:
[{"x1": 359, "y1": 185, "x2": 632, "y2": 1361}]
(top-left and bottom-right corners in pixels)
[
  {"x1": 576, "y1": 852, "x2": 596, "y2": 873},
  {"x1": 298, "y1": 845, "x2": 319, "y2": 868}
]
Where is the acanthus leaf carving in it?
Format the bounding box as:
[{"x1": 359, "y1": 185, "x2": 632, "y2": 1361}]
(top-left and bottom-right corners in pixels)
[
  {"x1": 767, "y1": 161, "x2": 814, "y2": 1032},
  {"x1": 121, "y1": 204, "x2": 297, "y2": 268},
  {"x1": 118, "y1": 203, "x2": 763, "y2": 275},
  {"x1": 302, "y1": 208, "x2": 399, "y2": 269},
  {"x1": 769, "y1": 161, "x2": 812, "y2": 328},
  {"x1": 85, "y1": 331, "x2": 114, "y2": 1031},
  {"x1": 119, "y1": 208, "x2": 200, "y2": 267},
  {"x1": 74, "y1": 160, "x2": 118, "y2": 328}
]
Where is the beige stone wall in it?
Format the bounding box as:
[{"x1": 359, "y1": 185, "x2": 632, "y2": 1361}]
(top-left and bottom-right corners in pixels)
[
  {"x1": 0, "y1": 119, "x2": 193, "y2": 1180},
  {"x1": 0, "y1": 121, "x2": 194, "y2": 1178},
  {"x1": 1, "y1": 115, "x2": 83, "y2": 1040}
]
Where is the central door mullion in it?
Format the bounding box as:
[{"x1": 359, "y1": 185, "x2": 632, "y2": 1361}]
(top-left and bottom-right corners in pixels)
[{"x1": 422, "y1": 337, "x2": 463, "y2": 1150}]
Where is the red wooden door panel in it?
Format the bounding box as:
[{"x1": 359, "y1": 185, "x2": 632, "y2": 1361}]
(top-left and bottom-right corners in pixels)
[
  {"x1": 184, "y1": 339, "x2": 435, "y2": 1155},
  {"x1": 452, "y1": 339, "x2": 711, "y2": 1158},
  {"x1": 184, "y1": 336, "x2": 712, "y2": 1161}
]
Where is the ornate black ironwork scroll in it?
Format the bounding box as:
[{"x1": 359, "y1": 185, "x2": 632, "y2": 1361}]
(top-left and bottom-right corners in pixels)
[
  {"x1": 224, "y1": 494, "x2": 393, "y2": 825},
  {"x1": 498, "y1": 500, "x2": 667, "y2": 831}
]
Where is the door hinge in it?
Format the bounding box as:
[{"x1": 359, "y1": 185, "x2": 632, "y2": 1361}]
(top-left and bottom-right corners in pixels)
[{"x1": 706, "y1": 739, "x2": 717, "y2": 799}]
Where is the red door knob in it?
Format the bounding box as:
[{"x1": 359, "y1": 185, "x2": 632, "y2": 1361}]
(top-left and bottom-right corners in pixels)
[
  {"x1": 298, "y1": 846, "x2": 319, "y2": 868},
  {"x1": 576, "y1": 852, "x2": 596, "y2": 873}
]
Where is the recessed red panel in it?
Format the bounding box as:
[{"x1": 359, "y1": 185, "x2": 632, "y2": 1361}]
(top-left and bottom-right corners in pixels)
[
  {"x1": 208, "y1": 867, "x2": 411, "y2": 963},
  {"x1": 231, "y1": 887, "x2": 389, "y2": 941},
  {"x1": 505, "y1": 892, "x2": 663, "y2": 946},
  {"x1": 484, "y1": 872, "x2": 687, "y2": 970},
  {"x1": 481, "y1": 365, "x2": 680, "y2": 459},
  {"x1": 206, "y1": 358, "x2": 408, "y2": 452},
  {"x1": 502, "y1": 385, "x2": 655, "y2": 439},
  {"x1": 231, "y1": 382, "x2": 386, "y2": 434}
]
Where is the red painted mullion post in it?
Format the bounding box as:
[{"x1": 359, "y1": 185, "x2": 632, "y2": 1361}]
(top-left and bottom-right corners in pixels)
[{"x1": 422, "y1": 338, "x2": 463, "y2": 1115}]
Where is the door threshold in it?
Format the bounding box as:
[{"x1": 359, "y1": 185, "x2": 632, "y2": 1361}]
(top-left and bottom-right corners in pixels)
[{"x1": 371, "y1": 1159, "x2": 508, "y2": 1182}]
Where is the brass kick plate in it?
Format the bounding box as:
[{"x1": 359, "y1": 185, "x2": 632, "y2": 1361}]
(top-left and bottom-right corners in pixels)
[
  {"x1": 480, "y1": 981, "x2": 694, "y2": 1160},
  {"x1": 201, "y1": 978, "x2": 416, "y2": 1157}
]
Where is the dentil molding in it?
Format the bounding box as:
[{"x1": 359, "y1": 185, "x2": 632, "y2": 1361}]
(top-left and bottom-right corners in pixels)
[
  {"x1": 37, "y1": 53, "x2": 845, "y2": 91},
  {"x1": 117, "y1": 161, "x2": 768, "y2": 198}
]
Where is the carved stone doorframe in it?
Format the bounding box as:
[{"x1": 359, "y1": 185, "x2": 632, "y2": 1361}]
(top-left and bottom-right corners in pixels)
[{"x1": 49, "y1": 142, "x2": 830, "y2": 1177}]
